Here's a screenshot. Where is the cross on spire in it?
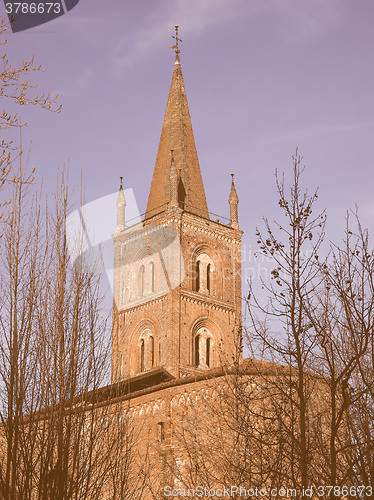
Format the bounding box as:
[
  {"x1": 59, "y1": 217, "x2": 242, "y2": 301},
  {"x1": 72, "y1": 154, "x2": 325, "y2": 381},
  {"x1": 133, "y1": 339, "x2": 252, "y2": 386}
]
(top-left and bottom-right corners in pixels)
[{"x1": 171, "y1": 25, "x2": 182, "y2": 54}]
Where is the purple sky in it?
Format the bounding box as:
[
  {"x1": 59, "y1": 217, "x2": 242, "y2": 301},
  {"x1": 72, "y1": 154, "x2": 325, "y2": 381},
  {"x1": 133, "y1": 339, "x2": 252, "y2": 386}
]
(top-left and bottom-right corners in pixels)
[{"x1": 3, "y1": 0, "x2": 374, "y2": 295}]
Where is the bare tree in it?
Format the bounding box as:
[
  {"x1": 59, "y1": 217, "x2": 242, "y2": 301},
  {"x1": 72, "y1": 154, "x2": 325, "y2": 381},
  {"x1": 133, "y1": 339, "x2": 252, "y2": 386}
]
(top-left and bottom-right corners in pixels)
[
  {"x1": 0, "y1": 14, "x2": 60, "y2": 192},
  {"x1": 156, "y1": 364, "x2": 291, "y2": 498},
  {"x1": 0, "y1": 23, "x2": 151, "y2": 494},
  {"x1": 246, "y1": 151, "x2": 326, "y2": 490},
  {"x1": 123, "y1": 152, "x2": 374, "y2": 497},
  {"x1": 309, "y1": 212, "x2": 374, "y2": 490},
  {"x1": 152, "y1": 153, "x2": 329, "y2": 496},
  {"x1": 0, "y1": 167, "x2": 147, "y2": 499},
  {"x1": 245, "y1": 154, "x2": 374, "y2": 493}
]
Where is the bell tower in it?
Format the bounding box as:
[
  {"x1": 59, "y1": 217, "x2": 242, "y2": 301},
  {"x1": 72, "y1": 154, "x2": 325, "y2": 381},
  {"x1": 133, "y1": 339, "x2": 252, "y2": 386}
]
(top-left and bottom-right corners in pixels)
[{"x1": 112, "y1": 28, "x2": 242, "y2": 383}]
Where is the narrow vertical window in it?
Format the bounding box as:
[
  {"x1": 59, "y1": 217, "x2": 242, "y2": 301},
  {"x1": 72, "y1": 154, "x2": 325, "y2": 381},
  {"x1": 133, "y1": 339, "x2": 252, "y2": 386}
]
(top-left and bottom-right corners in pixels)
[
  {"x1": 151, "y1": 262, "x2": 155, "y2": 293},
  {"x1": 157, "y1": 421, "x2": 165, "y2": 443},
  {"x1": 196, "y1": 260, "x2": 200, "y2": 292},
  {"x1": 140, "y1": 265, "x2": 145, "y2": 296},
  {"x1": 140, "y1": 339, "x2": 145, "y2": 372},
  {"x1": 207, "y1": 264, "x2": 211, "y2": 294},
  {"x1": 195, "y1": 334, "x2": 200, "y2": 367},
  {"x1": 178, "y1": 178, "x2": 186, "y2": 209},
  {"x1": 159, "y1": 342, "x2": 162, "y2": 363},
  {"x1": 150, "y1": 336, "x2": 154, "y2": 368},
  {"x1": 206, "y1": 337, "x2": 211, "y2": 367}
]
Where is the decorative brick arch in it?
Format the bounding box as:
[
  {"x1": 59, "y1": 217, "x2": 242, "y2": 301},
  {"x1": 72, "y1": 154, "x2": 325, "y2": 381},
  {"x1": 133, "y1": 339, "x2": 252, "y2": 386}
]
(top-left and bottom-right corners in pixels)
[
  {"x1": 130, "y1": 319, "x2": 159, "y2": 374},
  {"x1": 119, "y1": 232, "x2": 163, "y2": 305},
  {"x1": 190, "y1": 317, "x2": 221, "y2": 369},
  {"x1": 190, "y1": 244, "x2": 223, "y2": 298}
]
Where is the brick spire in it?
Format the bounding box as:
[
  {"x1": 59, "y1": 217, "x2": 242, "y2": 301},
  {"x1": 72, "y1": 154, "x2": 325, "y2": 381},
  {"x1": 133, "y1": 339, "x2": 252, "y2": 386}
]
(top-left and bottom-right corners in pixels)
[{"x1": 145, "y1": 47, "x2": 209, "y2": 220}]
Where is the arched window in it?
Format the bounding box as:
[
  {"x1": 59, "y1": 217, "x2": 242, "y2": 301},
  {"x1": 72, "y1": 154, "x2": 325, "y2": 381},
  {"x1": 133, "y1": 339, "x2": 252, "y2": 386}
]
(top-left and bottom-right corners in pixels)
[
  {"x1": 140, "y1": 339, "x2": 145, "y2": 372},
  {"x1": 196, "y1": 260, "x2": 200, "y2": 292},
  {"x1": 140, "y1": 265, "x2": 145, "y2": 297},
  {"x1": 206, "y1": 337, "x2": 211, "y2": 367},
  {"x1": 138, "y1": 329, "x2": 156, "y2": 373},
  {"x1": 151, "y1": 262, "x2": 155, "y2": 293},
  {"x1": 150, "y1": 336, "x2": 154, "y2": 368},
  {"x1": 193, "y1": 327, "x2": 214, "y2": 369},
  {"x1": 207, "y1": 264, "x2": 212, "y2": 294},
  {"x1": 194, "y1": 254, "x2": 214, "y2": 294},
  {"x1": 195, "y1": 334, "x2": 200, "y2": 367}
]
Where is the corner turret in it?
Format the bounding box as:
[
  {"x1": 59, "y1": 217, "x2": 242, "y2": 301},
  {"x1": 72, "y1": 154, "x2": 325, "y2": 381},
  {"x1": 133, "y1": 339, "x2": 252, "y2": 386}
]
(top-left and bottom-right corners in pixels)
[
  {"x1": 229, "y1": 174, "x2": 239, "y2": 229},
  {"x1": 116, "y1": 177, "x2": 126, "y2": 232}
]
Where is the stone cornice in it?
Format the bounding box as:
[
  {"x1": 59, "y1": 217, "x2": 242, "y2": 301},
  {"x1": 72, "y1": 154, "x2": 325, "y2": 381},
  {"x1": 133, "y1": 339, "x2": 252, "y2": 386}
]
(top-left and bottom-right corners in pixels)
[
  {"x1": 144, "y1": 209, "x2": 242, "y2": 244},
  {"x1": 119, "y1": 294, "x2": 168, "y2": 315},
  {"x1": 181, "y1": 289, "x2": 235, "y2": 314},
  {"x1": 117, "y1": 289, "x2": 235, "y2": 316}
]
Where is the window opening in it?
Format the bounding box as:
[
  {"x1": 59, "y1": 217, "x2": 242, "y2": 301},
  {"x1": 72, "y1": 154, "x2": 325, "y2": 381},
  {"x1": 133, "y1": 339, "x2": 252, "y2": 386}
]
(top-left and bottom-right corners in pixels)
[
  {"x1": 206, "y1": 337, "x2": 211, "y2": 367},
  {"x1": 195, "y1": 334, "x2": 200, "y2": 367},
  {"x1": 207, "y1": 263, "x2": 211, "y2": 293},
  {"x1": 150, "y1": 336, "x2": 154, "y2": 368},
  {"x1": 157, "y1": 422, "x2": 165, "y2": 443},
  {"x1": 140, "y1": 265, "x2": 145, "y2": 296},
  {"x1": 140, "y1": 339, "x2": 145, "y2": 372},
  {"x1": 151, "y1": 262, "x2": 155, "y2": 292},
  {"x1": 196, "y1": 260, "x2": 200, "y2": 292},
  {"x1": 178, "y1": 178, "x2": 186, "y2": 209}
]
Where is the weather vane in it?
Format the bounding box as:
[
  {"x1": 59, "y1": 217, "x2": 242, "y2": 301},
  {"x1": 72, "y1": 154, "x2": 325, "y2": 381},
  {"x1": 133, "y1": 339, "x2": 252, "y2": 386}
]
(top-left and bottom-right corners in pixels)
[
  {"x1": 169, "y1": 25, "x2": 182, "y2": 54},
  {"x1": 120, "y1": 176, "x2": 123, "y2": 189}
]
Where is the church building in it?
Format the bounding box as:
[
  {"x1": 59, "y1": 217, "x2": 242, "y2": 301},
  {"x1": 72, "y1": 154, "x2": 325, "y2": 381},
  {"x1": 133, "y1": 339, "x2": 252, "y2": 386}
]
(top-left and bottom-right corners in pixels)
[
  {"x1": 111, "y1": 28, "x2": 243, "y2": 386},
  {"x1": 0, "y1": 27, "x2": 343, "y2": 500},
  {"x1": 84, "y1": 29, "x2": 249, "y2": 498}
]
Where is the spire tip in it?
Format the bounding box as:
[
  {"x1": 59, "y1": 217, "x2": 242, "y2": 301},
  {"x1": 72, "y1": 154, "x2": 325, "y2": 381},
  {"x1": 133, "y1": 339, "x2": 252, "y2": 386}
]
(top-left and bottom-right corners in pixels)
[{"x1": 169, "y1": 26, "x2": 182, "y2": 56}]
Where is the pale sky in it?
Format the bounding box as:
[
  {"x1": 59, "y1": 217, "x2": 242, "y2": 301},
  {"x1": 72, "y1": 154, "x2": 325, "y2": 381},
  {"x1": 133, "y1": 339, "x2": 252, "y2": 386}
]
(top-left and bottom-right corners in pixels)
[{"x1": 3, "y1": 0, "x2": 374, "y2": 298}]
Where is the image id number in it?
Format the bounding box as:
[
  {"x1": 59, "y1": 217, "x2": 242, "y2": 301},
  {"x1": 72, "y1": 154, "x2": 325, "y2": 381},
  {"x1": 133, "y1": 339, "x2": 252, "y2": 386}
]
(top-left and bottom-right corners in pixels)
[
  {"x1": 5, "y1": 2, "x2": 61, "y2": 14},
  {"x1": 317, "y1": 485, "x2": 373, "y2": 497}
]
